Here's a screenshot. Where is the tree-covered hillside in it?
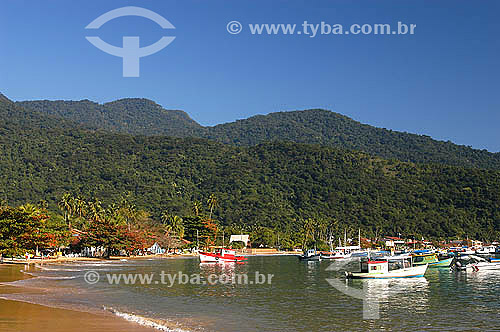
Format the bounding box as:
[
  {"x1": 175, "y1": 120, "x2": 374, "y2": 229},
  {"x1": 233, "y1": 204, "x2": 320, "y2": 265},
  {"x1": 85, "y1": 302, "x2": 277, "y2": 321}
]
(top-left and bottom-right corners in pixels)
[
  {"x1": 205, "y1": 110, "x2": 500, "y2": 169},
  {"x1": 2, "y1": 96, "x2": 500, "y2": 241},
  {"x1": 17, "y1": 98, "x2": 202, "y2": 137},
  {"x1": 17, "y1": 98, "x2": 500, "y2": 169}
]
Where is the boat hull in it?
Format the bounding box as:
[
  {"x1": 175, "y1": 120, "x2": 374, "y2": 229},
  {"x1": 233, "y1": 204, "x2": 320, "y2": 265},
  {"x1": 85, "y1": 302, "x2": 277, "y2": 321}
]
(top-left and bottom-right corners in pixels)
[
  {"x1": 347, "y1": 264, "x2": 428, "y2": 279},
  {"x1": 460, "y1": 262, "x2": 500, "y2": 272},
  {"x1": 321, "y1": 254, "x2": 351, "y2": 260},
  {"x1": 298, "y1": 255, "x2": 321, "y2": 261},
  {"x1": 429, "y1": 257, "x2": 453, "y2": 268},
  {"x1": 198, "y1": 252, "x2": 246, "y2": 263}
]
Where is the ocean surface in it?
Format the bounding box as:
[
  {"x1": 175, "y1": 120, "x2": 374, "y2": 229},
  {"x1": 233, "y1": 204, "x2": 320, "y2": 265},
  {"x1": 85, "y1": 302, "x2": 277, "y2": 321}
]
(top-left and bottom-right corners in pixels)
[{"x1": 2, "y1": 256, "x2": 500, "y2": 331}]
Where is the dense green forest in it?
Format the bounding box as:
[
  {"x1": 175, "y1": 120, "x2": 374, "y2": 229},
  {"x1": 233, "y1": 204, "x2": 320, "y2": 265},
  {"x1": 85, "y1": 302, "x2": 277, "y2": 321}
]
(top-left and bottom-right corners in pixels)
[
  {"x1": 18, "y1": 98, "x2": 500, "y2": 169},
  {"x1": 2, "y1": 94, "x2": 500, "y2": 242},
  {"x1": 17, "y1": 98, "x2": 202, "y2": 137}
]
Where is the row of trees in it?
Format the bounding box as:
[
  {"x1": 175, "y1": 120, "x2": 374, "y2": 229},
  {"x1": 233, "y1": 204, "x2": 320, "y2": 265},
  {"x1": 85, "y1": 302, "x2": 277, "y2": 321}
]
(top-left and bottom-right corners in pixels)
[
  {"x1": 1, "y1": 192, "x2": 363, "y2": 258},
  {"x1": 0, "y1": 202, "x2": 69, "y2": 257},
  {"x1": 3, "y1": 96, "x2": 500, "y2": 244},
  {"x1": 0, "y1": 193, "x2": 226, "y2": 258}
]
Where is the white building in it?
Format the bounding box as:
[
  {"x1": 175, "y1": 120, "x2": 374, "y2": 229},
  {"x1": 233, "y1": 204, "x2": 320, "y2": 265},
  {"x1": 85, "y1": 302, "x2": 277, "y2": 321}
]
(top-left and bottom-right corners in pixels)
[{"x1": 229, "y1": 234, "x2": 250, "y2": 247}]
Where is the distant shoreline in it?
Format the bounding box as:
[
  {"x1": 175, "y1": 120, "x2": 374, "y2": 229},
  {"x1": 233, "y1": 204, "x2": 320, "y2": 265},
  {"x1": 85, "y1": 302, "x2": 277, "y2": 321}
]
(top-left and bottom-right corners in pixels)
[{"x1": 0, "y1": 250, "x2": 300, "y2": 265}]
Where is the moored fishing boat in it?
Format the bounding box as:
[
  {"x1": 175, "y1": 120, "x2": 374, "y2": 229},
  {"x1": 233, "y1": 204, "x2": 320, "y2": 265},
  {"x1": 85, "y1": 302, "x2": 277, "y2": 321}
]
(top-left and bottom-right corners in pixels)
[
  {"x1": 320, "y1": 246, "x2": 361, "y2": 260},
  {"x1": 475, "y1": 246, "x2": 497, "y2": 255},
  {"x1": 299, "y1": 249, "x2": 322, "y2": 261},
  {"x1": 453, "y1": 255, "x2": 500, "y2": 272},
  {"x1": 346, "y1": 256, "x2": 428, "y2": 279},
  {"x1": 198, "y1": 248, "x2": 247, "y2": 263},
  {"x1": 412, "y1": 253, "x2": 453, "y2": 268},
  {"x1": 412, "y1": 253, "x2": 438, "y2": 266},
  {"x1": 321, "y1": 251, "x2": 351, "y2": 260},
  {"x1": 430, "y1": 257, "x2": 454, "y2": 267}
]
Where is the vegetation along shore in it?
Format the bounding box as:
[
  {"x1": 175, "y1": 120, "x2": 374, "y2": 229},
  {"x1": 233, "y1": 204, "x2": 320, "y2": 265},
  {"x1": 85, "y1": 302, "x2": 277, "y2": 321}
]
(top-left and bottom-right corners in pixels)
[{"x1": 1, "y1": 94, "x2": 500, "y2": 260}]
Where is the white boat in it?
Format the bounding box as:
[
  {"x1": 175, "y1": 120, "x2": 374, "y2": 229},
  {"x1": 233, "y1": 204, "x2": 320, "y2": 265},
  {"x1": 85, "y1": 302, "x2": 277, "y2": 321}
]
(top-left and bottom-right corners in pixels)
[
  {"x1": 321, "y1": 246, "x2": 360, "y2": 260},
  {"x1": 324, "y1": 229, "x2": 365, "y2": 260},
  {"x1": 346, "y1": 256, "x2": 428, "y2": 279},
  {"x1": 299, "y1": 249, "x2": 322, "y2": 261},
  {"x1": 475, "y1": 246, "x2": 497, "y2": 255},
  {"x1": 454, "y1": 255, "x2": 500, "y2": 272}
]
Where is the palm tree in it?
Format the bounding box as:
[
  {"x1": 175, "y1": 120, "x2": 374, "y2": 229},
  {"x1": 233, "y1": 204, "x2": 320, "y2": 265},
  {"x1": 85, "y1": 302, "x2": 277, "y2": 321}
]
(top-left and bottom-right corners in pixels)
[
  {"x1": 19, "y1": 203, "x2": 41, "y2": 217},
  {"x1": 161, "y1": 212, "x2": 184, "y2": 239},
  {"x1": 58, "y1": 193, "x2": 73, "y2": 229},
  {"x1": 0, "y1": 199, "x2": 7, "y2": 212},
  {"x1": 161, "y1": 211, "x2": 171, "y2": 225},
  {"x1": 37, "y1": 200, "x2": 48, "y2": 210},
  {"x1": 169, "y1": 215, "x2": 184, "y2": 239},
  {"x1": 74, "y1": 196, "x2": 86, "y2": 218},
  {"x1": 207, "y1": 194, "x2": 218, "y2": 220},
  {"x1": 192, "y1": 201, "x2": 201, "y2": 216},
  {"x1": 302, "y1": 218, "x2": 315, "y2": 250},
  {"x1": 87, "y1": 198, "x2": 102, "y2": 221},
  {"x1": 124, "y1": 204, "x2": 138, "y2": 232}
]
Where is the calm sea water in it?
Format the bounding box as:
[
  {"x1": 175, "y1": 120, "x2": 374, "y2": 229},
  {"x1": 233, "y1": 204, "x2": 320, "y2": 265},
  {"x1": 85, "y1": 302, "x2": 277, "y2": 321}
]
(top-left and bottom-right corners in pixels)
[{"x1": 3, "y1": 256, "x2": 500, "y2": 331}]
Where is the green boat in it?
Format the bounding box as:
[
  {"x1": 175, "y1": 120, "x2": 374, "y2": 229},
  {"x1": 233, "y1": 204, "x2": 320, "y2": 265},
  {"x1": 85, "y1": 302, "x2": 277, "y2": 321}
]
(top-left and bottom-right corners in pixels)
[
  {"x1": 430, "y1": 257, "x2": 453, "y2": 267},
  {"x1": 412, "y1": 253, "x2": 453, "y2": 268}
]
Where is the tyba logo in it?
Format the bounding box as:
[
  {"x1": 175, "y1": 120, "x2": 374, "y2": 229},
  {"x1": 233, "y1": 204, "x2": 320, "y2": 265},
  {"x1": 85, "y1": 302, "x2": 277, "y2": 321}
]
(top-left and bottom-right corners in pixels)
[{"x1": 85, "y1": 6, "x2": 175, "y2": 77}]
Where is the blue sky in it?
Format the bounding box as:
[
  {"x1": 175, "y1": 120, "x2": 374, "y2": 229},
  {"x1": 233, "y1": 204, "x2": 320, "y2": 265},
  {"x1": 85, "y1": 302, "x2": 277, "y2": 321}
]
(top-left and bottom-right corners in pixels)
[{"x1": 1, "y1": 0, "x2": 499, "y2": 151}]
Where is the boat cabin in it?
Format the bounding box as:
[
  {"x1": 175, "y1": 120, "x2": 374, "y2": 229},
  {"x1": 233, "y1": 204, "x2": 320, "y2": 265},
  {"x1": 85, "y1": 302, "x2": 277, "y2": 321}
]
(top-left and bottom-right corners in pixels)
[
  {"x1": 305, "y1": 249, "x2": 318, "y2": 257},
  {"x1": 412, "y1": 253, "x2": 438, "y2": 265},
  {"x1": 360, "y1": 260, "x2": 389, "y2": 274},
  {"x1": 335, "y1": 246, "x2": 360, "y2": 254},
  {"x1": 214, "y1": 248, "x2": 236, "y2": 256},
  {"x1": 360, "y1": 256, "x2": 413, "y2": 274}
]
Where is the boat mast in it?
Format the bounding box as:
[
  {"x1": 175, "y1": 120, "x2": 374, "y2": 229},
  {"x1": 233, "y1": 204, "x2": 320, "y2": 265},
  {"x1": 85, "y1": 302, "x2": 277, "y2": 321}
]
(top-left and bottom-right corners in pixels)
[{"x1": 358, "y1": 228, "x2": 361, "y2": 248}]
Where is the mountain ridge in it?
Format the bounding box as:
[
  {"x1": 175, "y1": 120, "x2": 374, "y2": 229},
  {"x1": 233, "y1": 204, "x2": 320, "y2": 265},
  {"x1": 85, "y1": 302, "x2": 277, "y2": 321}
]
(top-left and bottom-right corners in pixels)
[
  {"x1": 1, "y1": 95, "x2": 500, "y2": 240},
  {"x1": 16, "y1": 98, "x2": 202, "y2": 137},
  {"x1": 14, "y1": 95, "x2": 500, "y2": 169}
]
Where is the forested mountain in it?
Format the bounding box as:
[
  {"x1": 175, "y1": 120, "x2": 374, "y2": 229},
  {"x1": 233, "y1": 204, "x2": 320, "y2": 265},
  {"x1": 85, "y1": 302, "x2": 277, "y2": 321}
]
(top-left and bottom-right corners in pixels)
[
  {"x1": 17, "y1": 98, "x2": 500, "y2": 169},
  {"x1": 17, "y1": 98, "x2": 202, "y2": 137},
  {"x1": 205, "y1": 110, "x2": 500, "y2": 169},
  {"x1": 2, "y1": 95, "x2": 500, "y2": 240}
]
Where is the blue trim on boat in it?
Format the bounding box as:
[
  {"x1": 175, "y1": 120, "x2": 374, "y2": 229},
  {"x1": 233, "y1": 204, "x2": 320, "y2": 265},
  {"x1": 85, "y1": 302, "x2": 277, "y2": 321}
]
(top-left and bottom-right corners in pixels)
[
  {"x1": 350, "y1": 274, "x2": 425, "y2": 279},
  {"x1": 413, "y1": 250, "x2": 430, "y2": 254}
]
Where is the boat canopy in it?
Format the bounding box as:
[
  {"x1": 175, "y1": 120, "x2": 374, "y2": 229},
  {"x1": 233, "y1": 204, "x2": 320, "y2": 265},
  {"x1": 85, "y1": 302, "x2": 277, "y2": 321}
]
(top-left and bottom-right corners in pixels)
[{"x1": 335, "y1": 246, "x2": 361, "y2": 250}]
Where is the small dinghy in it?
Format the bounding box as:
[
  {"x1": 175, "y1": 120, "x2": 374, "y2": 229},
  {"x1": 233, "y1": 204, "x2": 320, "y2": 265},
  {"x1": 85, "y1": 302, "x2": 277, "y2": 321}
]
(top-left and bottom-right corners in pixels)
[{"x1": 298, "y1": 249, "x2": 322, "y2": 261}]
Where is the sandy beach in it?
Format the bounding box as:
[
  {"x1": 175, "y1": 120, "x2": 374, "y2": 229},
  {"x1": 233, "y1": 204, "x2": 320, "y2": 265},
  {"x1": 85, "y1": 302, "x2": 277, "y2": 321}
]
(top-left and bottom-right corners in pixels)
[
  {"x1": 0, "y1": 262, "x2": 157, "y2": 332},
  {"x1": 0, "y1": 251, "x2": 298, "y2": 331}
]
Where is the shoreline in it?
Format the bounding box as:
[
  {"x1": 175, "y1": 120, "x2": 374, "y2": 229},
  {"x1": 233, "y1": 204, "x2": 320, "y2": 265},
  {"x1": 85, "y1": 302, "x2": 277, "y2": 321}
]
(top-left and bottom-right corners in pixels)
[
  {"x1": 1, "y1": 250, "x2": 299, "y2": 265},
  {"x1": 0, "y1": 251, "x2": 299, "y2": 331},
  {"x1": 0, "y1": 253, "x2": 195, "y2": 265},
  {"x1": 0, "y1": 252, "x2": 297, "y2": 332},
  {"x1": 0, "y1": 260, "x2": 177, "y2": 332}
]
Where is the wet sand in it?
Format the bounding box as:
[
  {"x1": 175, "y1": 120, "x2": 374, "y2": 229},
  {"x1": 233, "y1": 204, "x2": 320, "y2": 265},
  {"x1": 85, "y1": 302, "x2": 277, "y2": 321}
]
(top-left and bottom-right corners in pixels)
[{"x1": 0, "y1": 265, "x2": 155, "y2": 332}]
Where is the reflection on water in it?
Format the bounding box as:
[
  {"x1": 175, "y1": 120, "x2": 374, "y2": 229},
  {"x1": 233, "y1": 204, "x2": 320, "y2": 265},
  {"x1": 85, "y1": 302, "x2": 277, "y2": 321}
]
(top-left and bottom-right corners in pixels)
[{"x1": 1, "y1": 257, "x2": 500, "y2": 331}]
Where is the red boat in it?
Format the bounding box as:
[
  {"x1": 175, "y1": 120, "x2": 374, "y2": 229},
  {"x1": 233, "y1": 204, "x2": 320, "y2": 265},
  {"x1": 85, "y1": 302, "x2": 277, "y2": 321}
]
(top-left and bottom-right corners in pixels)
[{"x1": 199, "y1": 248, "x2": 247, "y2": 263}]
